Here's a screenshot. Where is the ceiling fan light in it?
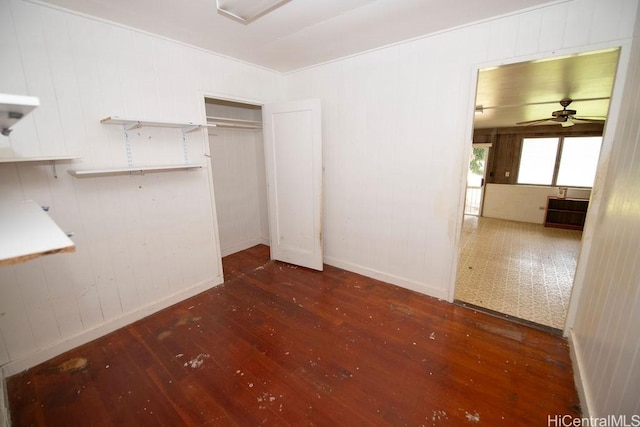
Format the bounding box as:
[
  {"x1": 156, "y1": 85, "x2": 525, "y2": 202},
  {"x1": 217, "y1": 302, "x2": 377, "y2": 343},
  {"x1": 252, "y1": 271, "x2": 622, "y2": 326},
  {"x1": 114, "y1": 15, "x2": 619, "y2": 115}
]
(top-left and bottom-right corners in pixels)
[{"x1": 561, "y1": 119, "x2": 575, "y2": 127}]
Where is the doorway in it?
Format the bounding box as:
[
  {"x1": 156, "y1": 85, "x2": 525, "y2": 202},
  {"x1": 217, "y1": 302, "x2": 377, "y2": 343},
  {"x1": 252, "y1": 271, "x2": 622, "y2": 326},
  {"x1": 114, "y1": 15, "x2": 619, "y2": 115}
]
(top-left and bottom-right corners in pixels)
[
  {"x1": 204, "y1": 97, "x2": 270, "y2": 258},
  {"x1": 454, "y1": 48, "x2": 620, "y2": 331},
  {"x1": 463, "y1": 145, "x2": 490, "y2": 216},
  {"x1": 204, "y1": 96, "x2": 324, "y2": 276}
]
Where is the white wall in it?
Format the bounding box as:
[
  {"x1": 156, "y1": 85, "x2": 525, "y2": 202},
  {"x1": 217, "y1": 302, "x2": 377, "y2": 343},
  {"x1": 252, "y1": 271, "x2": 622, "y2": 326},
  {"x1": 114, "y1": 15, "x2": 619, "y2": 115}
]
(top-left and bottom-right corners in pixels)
[
  {"x1": 483, "y1": 183, "x2": 591, "y2": 223},
  {"x1": 569, "y1": 2, "x2": 640, "y2": 416},
  {"x1": 0, "y1": 0, "x2": 282, "y2": 374},
  {"x1": 284, "y1": 0, "x2": 639, "y2": 300}
]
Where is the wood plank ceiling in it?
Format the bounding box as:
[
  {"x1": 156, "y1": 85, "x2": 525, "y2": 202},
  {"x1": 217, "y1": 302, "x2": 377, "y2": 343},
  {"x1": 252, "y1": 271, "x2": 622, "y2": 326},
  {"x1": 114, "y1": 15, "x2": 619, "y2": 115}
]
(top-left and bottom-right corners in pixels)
[{"x1": 474, "y1": 48, "x2": 620, "y2": 129}]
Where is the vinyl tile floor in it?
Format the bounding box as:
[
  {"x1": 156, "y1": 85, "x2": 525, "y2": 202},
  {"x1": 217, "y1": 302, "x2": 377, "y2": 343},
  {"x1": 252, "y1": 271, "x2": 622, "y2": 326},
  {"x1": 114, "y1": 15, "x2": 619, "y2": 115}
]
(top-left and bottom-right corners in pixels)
[{"x1": 455, "y1": 215, "x2": 582, "y2": 330}]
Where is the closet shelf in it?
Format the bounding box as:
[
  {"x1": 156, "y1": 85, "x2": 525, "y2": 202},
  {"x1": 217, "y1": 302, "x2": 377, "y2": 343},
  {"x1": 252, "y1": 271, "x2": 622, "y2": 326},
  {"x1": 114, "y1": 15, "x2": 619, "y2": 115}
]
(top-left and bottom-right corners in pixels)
[
  {"x1": 0, "y1": 155, "x2": 80, "y2": 163},
  {"x1": 1, "y1": 94, "x2": 40, "y2": 136},
  {"x1": 0, "y1": 200, "x2": 75, "y2": 267},
  {"x1": 206, "y1": 116, "x2": 262, "y2": 129},
  {"x1": 101, "y1": 116, "x2": 205, "y2": 133},
  {"x1": 68, "y1": 163, "x2": 204, "y2": 178}
]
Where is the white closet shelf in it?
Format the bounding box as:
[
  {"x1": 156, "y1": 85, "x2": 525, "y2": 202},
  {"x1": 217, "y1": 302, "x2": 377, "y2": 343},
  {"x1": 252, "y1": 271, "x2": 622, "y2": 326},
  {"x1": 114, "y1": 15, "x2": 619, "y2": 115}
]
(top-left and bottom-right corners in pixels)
[
  {"x1": 0, "y1": 200, "x2": 75, "y2": 267},
  {"x1": 206, "y1": 116, "x2": 262, "y2": 129},
  {"x1": 0, "y1": 155, "x2": 80, "y2": 163},
  {"x1": 1, "y1": 94, "x2": 40, "y2": 136},
  {"x1": 101, "y1": 116, "x2": 205, "y2": 133},
  {"x1": 68, "y1": 163, "x2": 204, "y2": 177}
]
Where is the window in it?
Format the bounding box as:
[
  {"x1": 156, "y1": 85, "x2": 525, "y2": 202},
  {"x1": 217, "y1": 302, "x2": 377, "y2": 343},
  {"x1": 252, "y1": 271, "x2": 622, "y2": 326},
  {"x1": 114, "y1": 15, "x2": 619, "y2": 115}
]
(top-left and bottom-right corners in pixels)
[
  {"x1": 518, "y1": 138, "x2": 559, "y2": 185},
  {"x1": 556, "y1": 137, "x2": 602, "y2": 187},
  {"x1": 517, "y1": 136, "x2": 602, "y2": 187}
]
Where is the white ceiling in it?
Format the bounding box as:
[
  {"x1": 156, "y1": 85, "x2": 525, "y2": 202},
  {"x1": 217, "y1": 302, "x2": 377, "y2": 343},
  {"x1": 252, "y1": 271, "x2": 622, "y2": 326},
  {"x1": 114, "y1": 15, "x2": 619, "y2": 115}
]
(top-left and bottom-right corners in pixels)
[
  {"x1": 39, "y1": 0, "x2": 558, "y2": 72},
  {"x1": 37, "y1": 0, "x2": 618, "y2": 129}
]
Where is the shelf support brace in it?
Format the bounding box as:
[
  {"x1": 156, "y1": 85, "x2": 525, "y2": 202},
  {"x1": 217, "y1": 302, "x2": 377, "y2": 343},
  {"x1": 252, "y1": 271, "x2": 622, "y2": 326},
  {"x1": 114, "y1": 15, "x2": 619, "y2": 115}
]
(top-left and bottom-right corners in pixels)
[
  {"x1": 182, "y1": 125, "x2": 201, "y2": 134},
  {"x1": 181, "y1": 129, "x2": 190, "y2": 165},
  {"x1": 124, "y1": 121, "x2": 141, "y2": 131},
  {"x1": 123, "y1": 126, "x2": 134, "y2": 167},
  {"x1": 50, "y1": 160, "x2": 58, "y2": 179}
]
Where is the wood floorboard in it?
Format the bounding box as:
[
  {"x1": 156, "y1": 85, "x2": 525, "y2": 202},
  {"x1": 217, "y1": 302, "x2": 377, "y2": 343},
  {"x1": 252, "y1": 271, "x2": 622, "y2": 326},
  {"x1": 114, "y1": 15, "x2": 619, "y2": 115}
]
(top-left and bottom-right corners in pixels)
[{"x1": 7, "y1": 244, "x2": 580, "y2": 426}]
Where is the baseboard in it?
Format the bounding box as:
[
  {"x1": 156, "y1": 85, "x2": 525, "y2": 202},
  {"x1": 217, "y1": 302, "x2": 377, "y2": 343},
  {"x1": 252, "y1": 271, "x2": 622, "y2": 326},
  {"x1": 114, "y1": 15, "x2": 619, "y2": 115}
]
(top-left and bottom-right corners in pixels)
[
  {"x1": 1, "y1": 276, "x2": 223, "y2": 378},
  {"x1": 323, "y1": 256, "x2": 448, "y2": 300},
  {"x1": 221, "y1": 238, "x2": 270, "y2": 257},
  {"x1": 568, "y1": 329, "x2": 595, "y2": 417}
]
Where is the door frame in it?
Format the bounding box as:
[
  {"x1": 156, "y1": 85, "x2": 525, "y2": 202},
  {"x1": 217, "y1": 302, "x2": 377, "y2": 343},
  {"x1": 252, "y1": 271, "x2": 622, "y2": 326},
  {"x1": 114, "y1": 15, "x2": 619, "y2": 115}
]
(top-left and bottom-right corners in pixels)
[
  {"x1": 448, "y1": 41, "x2": 633, "y2": 338},
  {"x1": 198, "y1": 91, "x2": 267, "y2": 283}
]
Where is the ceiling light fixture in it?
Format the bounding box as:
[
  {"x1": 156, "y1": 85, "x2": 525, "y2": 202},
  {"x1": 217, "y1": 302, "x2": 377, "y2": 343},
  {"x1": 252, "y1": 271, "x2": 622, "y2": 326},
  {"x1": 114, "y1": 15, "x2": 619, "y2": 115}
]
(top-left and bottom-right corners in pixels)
[{"x1": 216, "y1": 0, "x2": 292, "y2": 24}]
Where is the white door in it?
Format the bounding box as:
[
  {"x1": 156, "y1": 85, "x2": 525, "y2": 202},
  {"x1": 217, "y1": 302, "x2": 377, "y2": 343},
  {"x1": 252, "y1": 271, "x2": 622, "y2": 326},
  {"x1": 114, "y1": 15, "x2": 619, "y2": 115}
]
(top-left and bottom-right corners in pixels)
[
  {"x1": 263, "y1": 99, "x2": 323, "y2": 270},
  {"x1": 464, "y1": 145, "x2": 490, "y2": 216}
]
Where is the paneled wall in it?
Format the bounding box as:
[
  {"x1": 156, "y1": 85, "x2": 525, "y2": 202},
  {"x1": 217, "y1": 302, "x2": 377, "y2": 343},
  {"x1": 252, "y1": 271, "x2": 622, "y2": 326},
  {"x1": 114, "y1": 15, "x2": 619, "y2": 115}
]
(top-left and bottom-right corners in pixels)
[
  {"x1": 0, "y1": 0, "x2": 282, "y2": 373},
  {"x1": 209, "y1": 127, "x2": 269, "y2": 256},
  {"x1": 570, "y1": 2, "x2": 640, "y2": 416},
  {"x1": 285, "y1": 0, "x2": 638, "y2": 300}
]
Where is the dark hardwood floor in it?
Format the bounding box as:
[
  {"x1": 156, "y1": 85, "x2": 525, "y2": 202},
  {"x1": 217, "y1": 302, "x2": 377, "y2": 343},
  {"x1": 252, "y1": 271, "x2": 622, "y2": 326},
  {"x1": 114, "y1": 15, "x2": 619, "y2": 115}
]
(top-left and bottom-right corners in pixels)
[{"x1": 7, "y1": 245, "x2": 580, "y2": 426}]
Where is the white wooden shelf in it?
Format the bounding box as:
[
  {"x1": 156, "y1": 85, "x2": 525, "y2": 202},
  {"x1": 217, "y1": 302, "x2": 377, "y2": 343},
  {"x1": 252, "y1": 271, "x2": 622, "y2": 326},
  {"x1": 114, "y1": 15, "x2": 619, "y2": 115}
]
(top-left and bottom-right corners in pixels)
[
  {"x1": 1, "y1": 94, "x2": 40, "y2": 136},
  {"x1": 0, "y1": 155, "x2": 80, "y2": 163},
  {"x1": 68, "y1": 163, "x2": 204, "y2": 178},
  {"x1": 101, "y1": 116, "x2": 205, "y2": 133},
  {"x1": 0, "y1": 200, "x2": 75, "y2": 267},
  {"x1": 206, "y1": 116, "x2": 262, "y2": 129}
]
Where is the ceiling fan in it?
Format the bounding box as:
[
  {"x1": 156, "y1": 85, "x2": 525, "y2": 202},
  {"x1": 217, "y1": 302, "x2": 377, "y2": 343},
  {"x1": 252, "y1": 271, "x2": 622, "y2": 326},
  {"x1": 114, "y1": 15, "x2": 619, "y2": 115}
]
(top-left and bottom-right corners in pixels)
[{"x1": 516, "y1": 98, "x2": 606, "y2": 127}]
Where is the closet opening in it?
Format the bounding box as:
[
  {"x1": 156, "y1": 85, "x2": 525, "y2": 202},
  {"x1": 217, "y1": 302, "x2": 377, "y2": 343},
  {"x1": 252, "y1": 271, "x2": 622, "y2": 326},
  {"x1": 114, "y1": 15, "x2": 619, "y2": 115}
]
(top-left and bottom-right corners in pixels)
[{"x1": 204, "y1": 97, "x2": 270, "y2": 265}]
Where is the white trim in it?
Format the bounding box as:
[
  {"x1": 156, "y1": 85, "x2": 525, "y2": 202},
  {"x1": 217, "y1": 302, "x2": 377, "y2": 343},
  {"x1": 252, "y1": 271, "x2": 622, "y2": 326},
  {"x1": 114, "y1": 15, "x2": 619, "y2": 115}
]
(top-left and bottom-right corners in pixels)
[
  {"x1": 568, "y1": 329, "x2": 595, "y2": 417},
  {"x1": 199, "y1": 90, "x2": 269, "y2": 286},
  {"x1": 564, "y1": 40, "x2": 633, "y2": 336},
  {"x1": 324, "y1": 256, "x2": 449, "y2": 301},
  {"x1": 448, "y1": 60, "x2": 481, "y2": 302},
  {"x1": 285, "y1": 1, "x2": 571, "y2": 74},
  {"x1": 0, "y1": 277, "x2": 223, "y2": 377}
]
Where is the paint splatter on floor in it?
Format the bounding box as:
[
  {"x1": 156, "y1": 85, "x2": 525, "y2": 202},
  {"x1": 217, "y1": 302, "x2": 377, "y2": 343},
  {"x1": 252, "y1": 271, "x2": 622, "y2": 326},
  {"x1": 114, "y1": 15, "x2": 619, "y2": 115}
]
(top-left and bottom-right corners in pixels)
[
  {"x1": 432, "y1": 410, "x2": 448, "y2": 424},
  {"x1": 465, "y1": 410, "x2": 480, "y2": 423},
  {"x1": 183, "y1": 353, "x2": 210, "y2": 369}
]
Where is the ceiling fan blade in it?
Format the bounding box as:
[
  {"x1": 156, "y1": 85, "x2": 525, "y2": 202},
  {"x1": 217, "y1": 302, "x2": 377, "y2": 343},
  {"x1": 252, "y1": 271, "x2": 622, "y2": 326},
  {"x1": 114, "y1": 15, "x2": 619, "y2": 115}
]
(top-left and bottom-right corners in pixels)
[
  {"x1": 570, "y1": 117, "x2": 606, "y2": 124},
  {"x1": 572, "y1": 116, "x2": 607, "y2": 121},
  {"x1": 515, "y1": 117, "x2": 555, "y2": 125}
]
